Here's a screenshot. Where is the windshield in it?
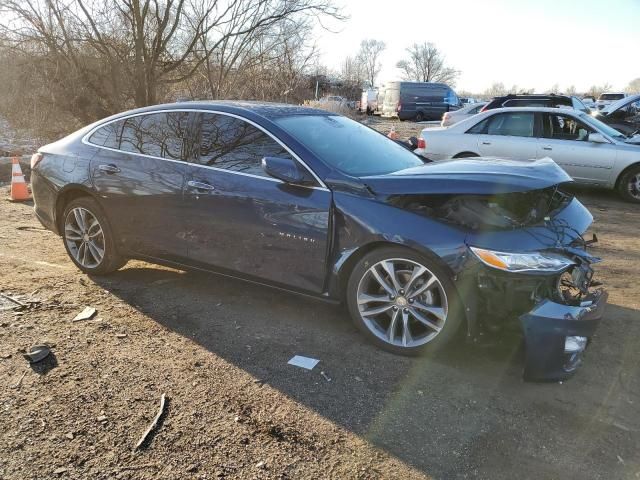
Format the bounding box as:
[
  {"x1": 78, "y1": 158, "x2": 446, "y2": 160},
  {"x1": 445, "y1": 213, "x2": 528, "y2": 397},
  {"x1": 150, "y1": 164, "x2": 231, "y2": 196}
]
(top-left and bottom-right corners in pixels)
[
  {"x1": 275, "y1": 115, "x2": 423, "y2": 176},
  {"x1": 579, "y1": 112, "x2": 628, "y2": 139}
]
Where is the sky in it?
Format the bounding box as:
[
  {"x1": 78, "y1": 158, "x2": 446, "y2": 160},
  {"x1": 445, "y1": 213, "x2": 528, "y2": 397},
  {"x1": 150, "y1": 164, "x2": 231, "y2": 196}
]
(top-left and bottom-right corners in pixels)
[{"x1": 313, "y1": 0, "x2": 640, "y2": 94}]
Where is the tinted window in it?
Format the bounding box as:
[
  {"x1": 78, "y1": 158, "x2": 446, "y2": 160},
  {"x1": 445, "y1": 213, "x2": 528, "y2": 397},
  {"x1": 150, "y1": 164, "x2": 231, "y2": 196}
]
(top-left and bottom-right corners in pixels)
[
  {"x1": 274, "y1": 115, "x2": 423, "y2": 176},
  {"x1": 503, "y1": 99, "x2": 549, "y2": 108},
  {"x1": 119, "y1": 112, "x2": 190, "y2": 160},
  {"x1": 486, "y1": 112, "x2": 535, "y2": 137},
  {"x1": 543, "y1": 113, "x2": 593, "y2": 141},
  {"x1": 196, "y1": 113, "x2": 292, "y2": 177},
  {"x1": 89, "y1": 120, "x2": 125, "y2": 149},
  {"x1": 599, "y1": 93, "x2": 625, "y2": 101}
]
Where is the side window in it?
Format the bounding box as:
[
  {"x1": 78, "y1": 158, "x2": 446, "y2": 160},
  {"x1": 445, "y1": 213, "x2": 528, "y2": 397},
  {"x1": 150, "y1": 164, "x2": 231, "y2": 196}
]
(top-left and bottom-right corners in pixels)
[
  {"x1": 88, "y1": 120, "x2": 125, "y2": 149},
  {"x1": 543, "y1": 114, "x2": 593, "y2": 141},
  {"x1": 119, "y1": 112, "x2": 190, "y2": 160},
  {"x1": 196, "y1": 113, "x2": 293, "y2": 177},
  {"x1": 466, "y1": 117, "x2": 491, "y2": 134},
  {"x1": 486, "y1": 112, "x2": 535, "y2": 137}
]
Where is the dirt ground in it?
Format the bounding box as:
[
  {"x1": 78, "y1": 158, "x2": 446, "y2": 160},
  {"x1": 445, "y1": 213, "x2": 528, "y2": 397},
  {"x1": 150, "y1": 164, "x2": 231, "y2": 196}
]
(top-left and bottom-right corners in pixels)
[{"x1": 1, "y1": 157, "x2": 640, "y2": 479}]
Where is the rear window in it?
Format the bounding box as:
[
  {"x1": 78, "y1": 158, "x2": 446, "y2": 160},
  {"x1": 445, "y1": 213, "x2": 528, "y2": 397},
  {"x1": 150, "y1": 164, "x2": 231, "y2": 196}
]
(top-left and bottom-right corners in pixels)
[{"x1": 599, "y1": 93, "x2": 625, "y2": 101}]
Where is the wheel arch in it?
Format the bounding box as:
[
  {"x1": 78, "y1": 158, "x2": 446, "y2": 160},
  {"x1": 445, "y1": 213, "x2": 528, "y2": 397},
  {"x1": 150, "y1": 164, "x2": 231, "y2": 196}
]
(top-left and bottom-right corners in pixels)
[
  {"x1": 614, "y1": 161, "x2": 640, "y2": 190},
  {"x1": 453, "y1": 151, "x2": 480, "y2": 159},
  {"x1": 54, "y1": 185, "x2": 99, "y2": 234},
  {"x1": 333, "y1": 240, "x2": 458, "y2": 302}
]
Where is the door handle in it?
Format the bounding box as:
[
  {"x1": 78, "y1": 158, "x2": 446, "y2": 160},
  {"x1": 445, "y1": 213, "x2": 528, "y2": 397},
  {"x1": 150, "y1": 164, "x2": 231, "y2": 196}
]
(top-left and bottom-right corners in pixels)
[
  {"x1": 542, "y1": 146, "x2": 553, "y2": 151},
  {"x1": 98, "y1": 164, "x2": 120, "y2": 174},
  {"x1": 481, "y1": 141, "x2": 491, "y2": 145},
  {"x1": 187, "y1": 180, "x2": 215, "y2": 192}
]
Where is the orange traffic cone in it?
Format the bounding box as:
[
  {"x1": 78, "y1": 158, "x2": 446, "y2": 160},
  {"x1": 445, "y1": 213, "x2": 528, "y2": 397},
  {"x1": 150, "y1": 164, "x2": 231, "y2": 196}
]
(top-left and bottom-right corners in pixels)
[{"x1": 10, "y1": 157, "x2": 30, "y2": 201}]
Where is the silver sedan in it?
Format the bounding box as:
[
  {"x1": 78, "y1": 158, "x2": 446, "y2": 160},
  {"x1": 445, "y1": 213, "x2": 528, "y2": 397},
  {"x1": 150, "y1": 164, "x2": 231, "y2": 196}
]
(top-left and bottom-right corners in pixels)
[{"x1": 415, "y1": 107, "x2": 640, "y2": 202}]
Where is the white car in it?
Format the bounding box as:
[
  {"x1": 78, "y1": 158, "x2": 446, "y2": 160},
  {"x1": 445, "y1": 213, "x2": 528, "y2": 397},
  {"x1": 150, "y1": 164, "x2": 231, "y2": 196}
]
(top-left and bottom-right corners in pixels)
[
  {"x1": 414, "y1": 107, "x2": 640, "y2": 202},
  {"x1": 441, "y1": 102, "x2": 487, "y2": 127},
  {"x1": 595, "y1": 92, "x2": 627, "y2": 110}
]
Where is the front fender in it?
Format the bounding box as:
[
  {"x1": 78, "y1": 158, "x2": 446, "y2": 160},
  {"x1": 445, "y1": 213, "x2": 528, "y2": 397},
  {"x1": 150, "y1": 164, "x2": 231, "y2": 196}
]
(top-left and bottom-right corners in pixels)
[{"x1": 325, "y1": 192, "x2": 469, "y2": 298}]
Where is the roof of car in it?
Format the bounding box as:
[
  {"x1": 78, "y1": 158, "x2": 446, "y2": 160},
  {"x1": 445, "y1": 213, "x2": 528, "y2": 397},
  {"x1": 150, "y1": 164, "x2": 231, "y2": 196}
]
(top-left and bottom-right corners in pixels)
[
  {"x1": 482, "y1": 106, "x2": 585, "y2": 114},
  {"x1": 103, "y1": 100, "x2": 333, "y2": 121},
  {"x1": 493, "y1": 93, "x2": 572, "y2": 100}
]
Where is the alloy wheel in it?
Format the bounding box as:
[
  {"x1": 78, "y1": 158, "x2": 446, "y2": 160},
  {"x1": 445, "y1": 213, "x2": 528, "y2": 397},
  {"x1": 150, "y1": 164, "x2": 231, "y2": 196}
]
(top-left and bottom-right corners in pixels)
[
  {"x1": 356, "y1": 258, "x2": 448, "y2": 348},
  {"x1": 64, "y1": 207, "x2": 105, "y2": 268},
  {"x1": 627, "y1": 173, "x2": 640, "y2": 200}
]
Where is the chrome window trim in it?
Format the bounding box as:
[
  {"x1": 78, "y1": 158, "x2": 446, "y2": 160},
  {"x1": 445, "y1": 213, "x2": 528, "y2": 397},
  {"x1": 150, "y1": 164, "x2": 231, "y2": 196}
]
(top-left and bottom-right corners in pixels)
[{"x1": 81, "y1": 108, "x2": 329, "y2": 190}]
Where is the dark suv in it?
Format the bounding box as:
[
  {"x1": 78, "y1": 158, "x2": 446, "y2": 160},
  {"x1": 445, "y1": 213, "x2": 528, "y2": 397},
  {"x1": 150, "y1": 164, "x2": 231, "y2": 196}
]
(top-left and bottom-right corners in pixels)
[{"x1": 481, "y1": 94, "x2": 590, "y2": 114}]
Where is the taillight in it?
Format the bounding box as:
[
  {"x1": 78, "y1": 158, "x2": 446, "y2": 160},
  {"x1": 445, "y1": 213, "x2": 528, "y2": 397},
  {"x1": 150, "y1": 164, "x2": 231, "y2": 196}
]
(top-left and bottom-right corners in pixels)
[
  {"x1": 30, "y1": 152, "x2": 43, "y2": 169},
  {"x1": 396, "y1": 102, "x2": 401, "y2": 112},
  {"x1": 417, "y1": 138, "x2": 426, "y2": 149}
]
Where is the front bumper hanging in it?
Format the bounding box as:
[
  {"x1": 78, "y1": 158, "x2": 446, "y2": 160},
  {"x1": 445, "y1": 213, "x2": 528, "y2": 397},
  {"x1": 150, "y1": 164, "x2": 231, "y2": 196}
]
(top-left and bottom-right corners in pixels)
[{"x1": 520, "y1": 288, "x2": 608, "y2": 382}]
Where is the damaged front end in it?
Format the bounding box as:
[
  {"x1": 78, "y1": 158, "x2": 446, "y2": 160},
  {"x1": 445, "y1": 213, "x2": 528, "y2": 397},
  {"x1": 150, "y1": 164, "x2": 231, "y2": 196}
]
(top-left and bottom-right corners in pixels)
[
  {"x1": 385, "y1": 183, "x2": 606, "y2": 382},
  {"x1": 468, "y1": 245, "x2": 606, "y2": 382}
]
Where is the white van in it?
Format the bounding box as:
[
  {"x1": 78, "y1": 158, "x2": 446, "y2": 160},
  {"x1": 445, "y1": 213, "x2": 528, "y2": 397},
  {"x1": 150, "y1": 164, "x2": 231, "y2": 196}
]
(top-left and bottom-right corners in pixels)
[{"x1": 360, "y1": 89, "x2": 378, "y2": 114}]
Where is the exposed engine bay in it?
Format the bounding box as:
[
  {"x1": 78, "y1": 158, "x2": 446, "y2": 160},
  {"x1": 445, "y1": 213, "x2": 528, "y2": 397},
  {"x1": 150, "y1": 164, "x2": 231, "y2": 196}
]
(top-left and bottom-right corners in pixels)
[{"x1": 386, "y1": 186, "x2": 571, "y2": 230}]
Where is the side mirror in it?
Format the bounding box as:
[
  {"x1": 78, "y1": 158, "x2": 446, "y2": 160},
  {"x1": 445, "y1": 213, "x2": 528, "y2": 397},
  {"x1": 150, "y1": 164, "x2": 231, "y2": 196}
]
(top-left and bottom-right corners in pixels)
[
  {"x1": 262, "y1": 156, "x2": 312, "y2": 185},
  {"x1": 588, "y1": 132, "x2": 609, "y2": 144}
]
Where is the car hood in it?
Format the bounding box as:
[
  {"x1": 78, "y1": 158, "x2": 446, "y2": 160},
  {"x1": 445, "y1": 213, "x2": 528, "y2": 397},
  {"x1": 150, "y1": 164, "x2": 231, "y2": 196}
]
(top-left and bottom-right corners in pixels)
[
  {"x1": 361, "y1": 157, "x2": 573, "y2": 195},
  {"x1": 600, "y1": 94, "x2": 640, "y2": 115}
]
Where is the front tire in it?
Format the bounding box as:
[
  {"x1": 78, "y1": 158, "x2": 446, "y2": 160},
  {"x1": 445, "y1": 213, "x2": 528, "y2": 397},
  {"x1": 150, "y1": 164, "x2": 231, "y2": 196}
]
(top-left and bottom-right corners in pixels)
[
  {"x1": 62, "y1": 197, "x2": 126, "y2": 274},
  {"x1": 346, "y1": 247, "x2": 463, "y2": 356},
  {"x1": 617, "y1": 165, "x2": 640, "y2": 203}
]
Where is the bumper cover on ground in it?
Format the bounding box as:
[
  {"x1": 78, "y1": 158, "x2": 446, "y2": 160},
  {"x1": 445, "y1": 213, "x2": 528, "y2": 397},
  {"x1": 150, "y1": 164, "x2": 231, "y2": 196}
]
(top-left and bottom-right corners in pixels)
[{"x1": 520, "y1": 289, "x2": 608, "y2": 382}]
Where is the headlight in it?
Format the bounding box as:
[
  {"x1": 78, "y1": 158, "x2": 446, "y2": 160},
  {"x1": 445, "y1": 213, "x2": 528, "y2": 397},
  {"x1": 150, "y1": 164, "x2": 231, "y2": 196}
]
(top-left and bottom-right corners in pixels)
[{"x1": 469, "y1": 246, "x2": 575, "y2": 273}]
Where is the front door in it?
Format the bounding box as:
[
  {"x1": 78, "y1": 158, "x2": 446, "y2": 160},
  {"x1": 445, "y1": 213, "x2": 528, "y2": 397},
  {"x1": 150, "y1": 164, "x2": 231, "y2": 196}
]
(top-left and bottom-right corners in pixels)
[
  {"x1": 475, "y1": 111, "x2": 540, "y2": 160},
  {"x1": 89, "y1": 111, "x2": 192, "y2": 261},
  {"x1": 539, "y1": 112, "x2": 616, "y2": 185},
  {"x1": 182, "y1": 112, "x2": 332, "y2": 294}
]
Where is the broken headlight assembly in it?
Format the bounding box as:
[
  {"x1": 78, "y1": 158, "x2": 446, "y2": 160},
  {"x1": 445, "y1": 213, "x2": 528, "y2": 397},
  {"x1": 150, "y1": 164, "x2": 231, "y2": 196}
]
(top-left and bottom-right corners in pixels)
[{"x1": 469, "y1": 246, "x2": 575, "y2": 273}]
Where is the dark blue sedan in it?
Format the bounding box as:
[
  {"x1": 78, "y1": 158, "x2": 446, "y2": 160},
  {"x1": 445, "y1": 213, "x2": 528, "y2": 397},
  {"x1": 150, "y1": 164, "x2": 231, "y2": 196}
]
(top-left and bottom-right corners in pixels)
[{"x1": 30, "y1": 102, "x2": 607, "y2": 381}]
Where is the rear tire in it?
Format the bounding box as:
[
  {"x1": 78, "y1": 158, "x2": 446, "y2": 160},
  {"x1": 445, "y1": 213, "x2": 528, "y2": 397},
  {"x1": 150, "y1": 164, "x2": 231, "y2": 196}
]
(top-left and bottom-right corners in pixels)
[
  {"x1": 62, "y1": 197, "x2": 126, "y2": 275},
  {"x1": 346, "y1": 246, "x2": 464, "y2": 356},
  {"x1": 415, "y1": 111, "x2": 425, "y2": 122},
  {"x1": 617, "y1": 165, "x2": 640, "y2": 203}
]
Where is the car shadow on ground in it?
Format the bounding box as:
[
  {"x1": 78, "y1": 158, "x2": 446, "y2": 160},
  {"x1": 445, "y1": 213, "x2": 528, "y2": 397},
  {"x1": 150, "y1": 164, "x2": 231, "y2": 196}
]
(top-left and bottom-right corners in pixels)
[{"x1": 92, "y1": 265, "x2": 640, "y2": 479}]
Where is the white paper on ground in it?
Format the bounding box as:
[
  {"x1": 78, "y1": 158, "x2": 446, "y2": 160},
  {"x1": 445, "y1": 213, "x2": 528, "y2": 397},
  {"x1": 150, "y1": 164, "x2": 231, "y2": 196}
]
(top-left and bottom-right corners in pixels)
[{"x1": 287, "y1": 355, "x2": 320, "y2": 370}]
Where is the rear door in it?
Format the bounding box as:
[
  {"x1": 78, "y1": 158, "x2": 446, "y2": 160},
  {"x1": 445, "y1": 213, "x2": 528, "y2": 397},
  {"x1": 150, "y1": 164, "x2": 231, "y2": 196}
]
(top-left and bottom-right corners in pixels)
[
  {"x1": 539, "y1": 112, "x2": 616, "y2": 184},
  {"x1": 473, "y1": 112, "x2": 540, "y2": 159},
  {"x1": 89, "y1": 111, "x2": 192, "y2": 261},
  {"x1": 182, "y1": 112, "x2": 332, "y2": 293}
]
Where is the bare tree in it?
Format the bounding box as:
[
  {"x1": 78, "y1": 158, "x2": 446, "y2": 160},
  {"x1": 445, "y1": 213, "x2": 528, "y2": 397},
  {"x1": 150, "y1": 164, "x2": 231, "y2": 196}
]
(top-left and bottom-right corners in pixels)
[
  {"x1": 340, "y1": 55, "x2": 364, "y2": 87},
  {"x1": 626, "y1": 78, "x2": 640, "y2": 94},
  {"x1": 356, "y1": 39, "x2": 385, "y2": 87},
  {"x1": 396, "y1": 42, "x2": 459, "y2": 85},
  {"x1": 483, "y1": 82, "x2": 506, "y2": 98},
  {"x1": 586, "y1": 83, "x2": 613, "y2": 99},
  {"x1": 0, "y1": 0, "x2": 343, "y2": 111},
  {"x1": 547, "y1": 83, "x2": 560, "y2": 94}
]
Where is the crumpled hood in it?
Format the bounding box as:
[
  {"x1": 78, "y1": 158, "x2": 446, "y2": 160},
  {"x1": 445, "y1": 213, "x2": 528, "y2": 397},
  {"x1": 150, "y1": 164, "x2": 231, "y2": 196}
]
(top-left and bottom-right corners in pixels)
[{"x1": 362, "y1": 157, "x2": 573, "y2": 195}]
